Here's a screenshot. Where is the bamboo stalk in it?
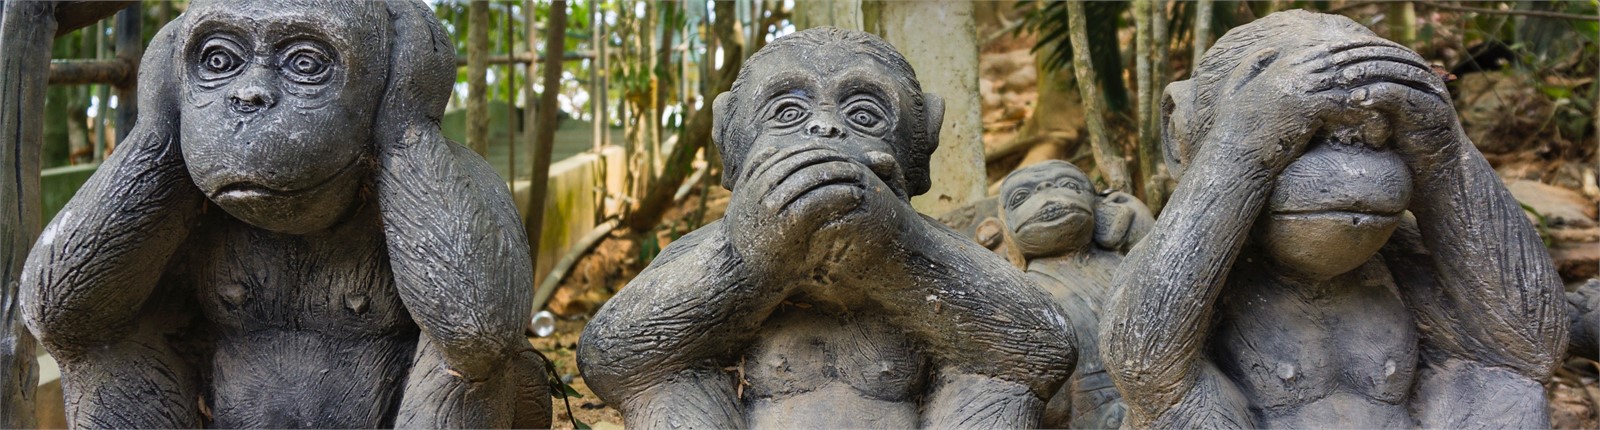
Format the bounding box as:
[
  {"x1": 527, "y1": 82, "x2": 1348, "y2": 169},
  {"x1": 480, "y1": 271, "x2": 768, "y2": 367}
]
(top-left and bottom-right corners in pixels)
[
  {"x1": 467, "y1": 0, "x2": 490, "y2": 156},
  {"x1": 1194, "y1": 0, "x2": 1213, "y2": 66},
  {"x1": 526, "y1": 0, "x2": 569, "y2": 293},
  {"x1": 1145, "y1": 0, "x2": 1169, "y2": 213}
]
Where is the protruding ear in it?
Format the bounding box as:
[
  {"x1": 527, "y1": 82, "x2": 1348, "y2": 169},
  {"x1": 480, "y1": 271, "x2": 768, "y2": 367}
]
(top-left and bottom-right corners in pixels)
[
  {"x1": 377, "y1": 1, "x2": 455, "y2": 138},
  {"x1": 1161, "y1": 80, "x2": 1195, "y2": 181},
  {"x1": 906, "y1": 92, "x2": 944, "y2": 196},
  {"x1": 132, "y1": 13, "x2": 186, "y2": 137},
  {"x1": 1092, "y1": 191, "x2": 1155, "y2": 253},
  {"x1": 922, "y1": 92, "x2": 944, "y2": 150},
  {"x1": 712, "y1": 92, "x2": 737, "y2": 190}
]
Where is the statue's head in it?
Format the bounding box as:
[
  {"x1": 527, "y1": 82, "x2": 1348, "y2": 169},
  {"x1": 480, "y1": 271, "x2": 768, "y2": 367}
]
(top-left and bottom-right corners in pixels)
[
  {"x1": 999, "y1": 161, "x2": 1096, "y2": 259},
  {"x1": 1163, "y1": 10, "x2": 1423, "y2": 279},
  {"x1": 712, "y1": 27, "x2": 945, "y2": 199},
  {"x1": 147, "y1": 0, "x2": 453, "y2": 234}
]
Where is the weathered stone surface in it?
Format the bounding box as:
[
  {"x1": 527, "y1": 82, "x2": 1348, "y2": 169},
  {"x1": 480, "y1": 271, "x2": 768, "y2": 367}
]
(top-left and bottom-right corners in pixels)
[
  {"x1": 997, "y1": 160, "x2": 1150, "y2": 429},
  {"x1": 19, "y1": 1, "x2": 549, "y2": 427},
  {"x1": 1105, "y1": 10, "x2": 1567, "y2": 428},
  {"x1": 578, "y1": 27, "x2": 1075, "y2": 429}
]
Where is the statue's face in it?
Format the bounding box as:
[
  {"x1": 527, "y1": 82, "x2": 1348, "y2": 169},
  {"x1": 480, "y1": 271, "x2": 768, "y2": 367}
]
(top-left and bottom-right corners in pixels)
[
  {"x1": 1164, "y1": 21, "x2": 1419, "y2": 280},
  {"x1": 730, "y1": 49, "x2": 925, "y2": 202},
  {"x1": 179, "y1": 1, "x2": 387, "y2": 234},
  {"x1": 1000, "y1": 161, "x2": 1095, "y2": 259}
]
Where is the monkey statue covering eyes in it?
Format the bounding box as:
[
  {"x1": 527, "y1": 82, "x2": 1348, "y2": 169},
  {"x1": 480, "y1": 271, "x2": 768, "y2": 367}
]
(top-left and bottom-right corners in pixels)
[
  {"x1": 20, "y1": 1, "x2": 549, "y2": 427},
  {"x1": 577, "y1": 27, "x2": 1077, "y2": 429},
  {"x1": 991, "y1": 159, "x2": 1152, "y2": 429},
  {"x1": 1102, "y1": 10, "x2": 1568, "y2": 429}
]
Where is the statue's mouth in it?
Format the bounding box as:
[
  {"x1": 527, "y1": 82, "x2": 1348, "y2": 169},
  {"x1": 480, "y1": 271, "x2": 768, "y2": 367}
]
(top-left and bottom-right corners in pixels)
[
  {"x1": 1270, "y1": 208, "x2": 1402, "y2": 228},
  {"x1": 1021, "y1": 200, "x2": 1089, "y2": 228},
  {"x1": 211, "y1": 155, "x2": 361, "y2": 203}
]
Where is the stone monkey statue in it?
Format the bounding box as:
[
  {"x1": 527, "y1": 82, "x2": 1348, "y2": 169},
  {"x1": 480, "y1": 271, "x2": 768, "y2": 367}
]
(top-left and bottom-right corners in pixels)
[
  {"x1": 996, "y1": 160, "x2": 1150, "y2": 429},
  {"x1": 578, "y1": 27, "x2": 1076, "y2": 429},
  {"x1": 1102, "y1": 10, "x2": 1568, "y2": 429},
  {"x1": 20, "y1": 1, "x2": 549, "y2": 427},
  {"x1": 1569, "y1": 280, "x2": 1599, "y2": 361}
]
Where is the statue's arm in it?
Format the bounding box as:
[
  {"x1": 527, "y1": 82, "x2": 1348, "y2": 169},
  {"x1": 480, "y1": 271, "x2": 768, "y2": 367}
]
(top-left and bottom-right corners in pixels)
[
  {"x1": 20, "y1": 22, "x2": 200, "y2": 355},
  {"x1": 1568, "y1": 281, "x2": 1599, "y2": 360},
  {"x1": 1381, "y1": 189, "x2": 1563, "y2": 428},
  {"x1": 375, "y1": 129, "x2": 532, "y2": 380},
  {"x1": 1363, "y1": 81, "x2": 1565, "y2": 427},
  {"x1": 1099, "y1": 138, "x2": 1270, "y2": 426},
  {"x1": 21, "y1": 124, "x2": 201, "y2": 355},
  {"x1": 578, "y1": 226, "x2": 786, "y2": 429}
]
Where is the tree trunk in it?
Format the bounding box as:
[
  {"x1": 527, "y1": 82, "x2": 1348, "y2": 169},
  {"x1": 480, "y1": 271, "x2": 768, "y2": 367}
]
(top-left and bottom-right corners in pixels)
[
  {"x1": 875, "y1": 0, "x2": 985, "y2": 215},
  {"x1": 1144, "y1": 0, "x2": 1169, "y2": 213},
  {"x1": 467, "y1": 0, "x2": 490, "y2": 157},
  {"x1": 622, "y1": 0, "x2": 747, "y2": 232},
  {"x1": 525, "y1": 0, "x2": 568, "y2": 277},
  {"x1": 1193, "y1": 0, "x2": 1214, "y2": 67},
  {"x1": 113, "y1": 3, "x2": 140, "y2": 143},
  {"x1": 1134, "y1": 0, "x2": 1152, "y2": 198},
  {"x1": 0, "y1": 2, "x2": 54, "y2": 426},
  {"x1": 1067, "y1": 0, "x2": 1131, "y2": 193}
]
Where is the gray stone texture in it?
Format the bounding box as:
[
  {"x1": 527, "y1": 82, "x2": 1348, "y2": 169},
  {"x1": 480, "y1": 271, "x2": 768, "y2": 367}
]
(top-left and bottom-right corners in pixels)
[
  {"x1": 578, "y1": 27, "x2": 1075, "y2": 429},
  {"x1": 19, "y1": 1, "x2": 550, "y2": 427},
  {"x1": 1103, "y1": 10, "x2": 1568, "y2": 429}
]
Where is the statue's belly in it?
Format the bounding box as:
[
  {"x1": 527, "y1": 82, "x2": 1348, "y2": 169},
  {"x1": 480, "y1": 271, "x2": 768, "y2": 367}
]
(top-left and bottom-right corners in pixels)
[
  {"x1": 185, "y1": 218, "x2": 419, "y2": 427},
  {"x1": 207, "y1": 329, "x2": 417, "y2": 428},
  {"x1": 741, "y1": 306, "x2": 929, "y2": 428}
]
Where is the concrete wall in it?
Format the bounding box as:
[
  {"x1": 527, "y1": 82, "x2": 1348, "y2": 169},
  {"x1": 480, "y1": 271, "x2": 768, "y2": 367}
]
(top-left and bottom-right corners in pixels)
[{"x1": 512, "y1": 145, "x2": 626, "y2": 287}]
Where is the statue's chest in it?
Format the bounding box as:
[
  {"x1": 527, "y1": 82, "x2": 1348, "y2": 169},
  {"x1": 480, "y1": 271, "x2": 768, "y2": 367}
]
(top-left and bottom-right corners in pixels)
[
  {"x1": 1211, "y1": 275, "x2": 1419, "y2": 411},
  {"x1": 183, "y1": 215, "x2": 410, "y2": 336},
  {"x1": 741, "y1": 303, "x2": 930, "y2": 400}
]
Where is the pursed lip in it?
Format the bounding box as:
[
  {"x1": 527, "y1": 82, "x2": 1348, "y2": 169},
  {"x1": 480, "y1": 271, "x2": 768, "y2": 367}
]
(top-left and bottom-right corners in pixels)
[
  {"x1": 209, "y1": 155, "x2": 361, "y2": 201},
  {"x1": 1021, "y1": 200, "x2": 1089, "y2": 229},
  {"x1": 1269, "y1": 208, "x2": 1403, "y2": 226}
]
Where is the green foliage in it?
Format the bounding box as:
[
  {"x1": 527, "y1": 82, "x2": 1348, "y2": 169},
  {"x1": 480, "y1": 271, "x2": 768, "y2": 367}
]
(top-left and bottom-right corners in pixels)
[{"x1": 1020, "y1": 1, "x2": 1131, "y2": 112}]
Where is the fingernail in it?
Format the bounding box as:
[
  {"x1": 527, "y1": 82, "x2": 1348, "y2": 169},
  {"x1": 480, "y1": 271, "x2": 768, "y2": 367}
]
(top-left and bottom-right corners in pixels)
[{"x1": 1351, "y1": 88, "x2": 1368, "y2": 103}]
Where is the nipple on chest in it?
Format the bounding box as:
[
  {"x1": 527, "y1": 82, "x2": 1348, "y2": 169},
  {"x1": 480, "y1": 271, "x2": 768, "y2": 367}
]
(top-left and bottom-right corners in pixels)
[
  {"x1": 345, "y1": 294, "x2": 369, "y2": 315},
  {"x1": 218, "y1": 283, "x2": 249, "y2": 307},
  {"x1": 1277, "y1": 363, "x2": 1296, "y2": 382}
]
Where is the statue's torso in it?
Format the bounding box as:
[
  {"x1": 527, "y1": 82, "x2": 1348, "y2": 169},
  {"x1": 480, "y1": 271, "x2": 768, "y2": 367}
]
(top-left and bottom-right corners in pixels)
[
  {"x1": 176, "y1": 203, "x2": 417, "y2": 427},
  {"x1": 1212, "y1": 260, "x2": 1419, "y2": 428},
  {"x1": 741, "y1": 297, "x2": 929, "y2": 429},
  {"x1": 1028, "y1": 251, "x2": 1124, "y2": 429}
]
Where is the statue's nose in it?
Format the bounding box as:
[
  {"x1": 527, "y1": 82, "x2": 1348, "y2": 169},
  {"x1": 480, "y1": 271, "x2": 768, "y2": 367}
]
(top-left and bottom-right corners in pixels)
[
  {"x1": 229, "y1": 86, "x2": 276, "y2": 114},
  {"x1": 805, "y1": 119, "x2": 845, "y2": 139}
]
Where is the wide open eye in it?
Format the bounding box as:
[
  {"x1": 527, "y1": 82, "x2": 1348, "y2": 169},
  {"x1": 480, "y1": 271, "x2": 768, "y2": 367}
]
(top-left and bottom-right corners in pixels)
[
  {"x1": 848, "y1": 108, "x2": 881, "y2": 128},
  {"x1": 280, "y1": 43, "x2": 334, "y2": 85},
  {"x1": 197, "y1": 37, "x2": 246, "y2": 81},
  {"x1": 1059, "y1": 179, "x2": 1082, "y2": 193},
  {"x1": 1007, "y1": 189, "x2": 1031, "y2": 209},
  {"x1": 768, "y1": 98, "x2": 809, "y2": 128},
  {"x1": 842, "y1": 97, "x2": 889, "y2": 134}
]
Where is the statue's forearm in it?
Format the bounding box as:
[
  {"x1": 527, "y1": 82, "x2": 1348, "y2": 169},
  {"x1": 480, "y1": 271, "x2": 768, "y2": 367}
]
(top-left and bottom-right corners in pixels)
[
  {"x1": 22, "y1": 125, "x2": 199, "y2": 354},
  {"x1": 1404, "y1": 141, "x2": 1566, "y2": 376},
  {"x1": 378, "y1": 131, "x2": 531, "y2": 378},
  {"x1": 1103, "y1": 143, "x2": 1270, "y2": 408}
]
